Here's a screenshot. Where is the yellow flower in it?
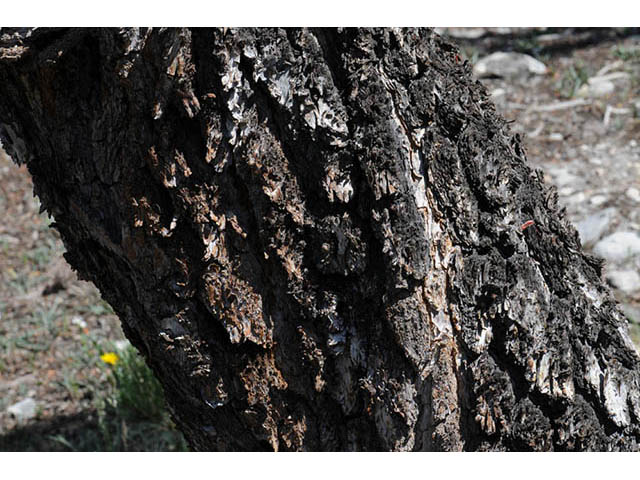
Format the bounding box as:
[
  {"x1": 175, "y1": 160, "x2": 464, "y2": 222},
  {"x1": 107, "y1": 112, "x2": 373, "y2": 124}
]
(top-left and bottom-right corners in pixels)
[{"x1": 100, "y1": 352, "x2": 119, "y2": 366}]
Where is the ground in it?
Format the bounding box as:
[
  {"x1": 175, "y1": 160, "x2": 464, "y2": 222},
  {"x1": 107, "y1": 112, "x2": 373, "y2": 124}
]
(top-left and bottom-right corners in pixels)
[{"x1": 0, "y1": 28, "x2": 639, "y2": 450}]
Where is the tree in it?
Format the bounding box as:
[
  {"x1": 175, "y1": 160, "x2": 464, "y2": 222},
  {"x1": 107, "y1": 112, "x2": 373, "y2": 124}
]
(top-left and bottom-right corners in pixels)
[{"x1": 1, "y1": 27, "x2": 639, "y2": 451}]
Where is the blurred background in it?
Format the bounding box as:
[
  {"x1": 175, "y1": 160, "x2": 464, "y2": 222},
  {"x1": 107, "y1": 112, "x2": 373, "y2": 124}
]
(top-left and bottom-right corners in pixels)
[{"x1": 1, "y1": 27, "x2": 639, "y2": 450}]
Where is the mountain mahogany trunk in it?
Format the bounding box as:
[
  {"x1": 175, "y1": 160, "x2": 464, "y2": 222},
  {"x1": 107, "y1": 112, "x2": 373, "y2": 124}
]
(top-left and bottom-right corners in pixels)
[{"x1": 1, "y1": 27, "x2": 639, "y2": 451}]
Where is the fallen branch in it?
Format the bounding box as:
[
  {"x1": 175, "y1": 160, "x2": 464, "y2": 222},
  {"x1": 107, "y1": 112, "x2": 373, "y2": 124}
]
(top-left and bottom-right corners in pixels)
[{"x1": 528, "y1": 98, "x2": 592, "y2": 113}]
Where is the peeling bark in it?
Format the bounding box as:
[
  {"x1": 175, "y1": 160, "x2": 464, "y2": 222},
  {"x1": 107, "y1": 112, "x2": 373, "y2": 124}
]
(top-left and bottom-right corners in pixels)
[{"x1": 1, "y1": 27, "x2": 640, "y2": 451}]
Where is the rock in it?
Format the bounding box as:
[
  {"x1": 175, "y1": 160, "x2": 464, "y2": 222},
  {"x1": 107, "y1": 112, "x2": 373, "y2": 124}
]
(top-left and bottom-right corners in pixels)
[
  {"x1": 7, "y1": 397, "x2": 37, "y2": 422},
  {"x1": 578, "y1": 72, "x2": 629, "y2": 98},
  {"x1": 575, "y1": 208, "x2": 617, "y2": 246},
  {"x1": 473, "y1": 52, "x2": 547, "y2": 79},
  {"x1": 626, "y1": 187, "x2": 640, "y2": 203},
  {"x1": 606, "y1": 270, "x2": 640, "y2": 293},
  {"x1": 549, "y1": 133, "x2": 564, "y2": 142},
  {"x1": 590, "y1": 194, "x2": 608, "y2": 207},
  {"x1": 577, "y1": 80, "x2": 615, "y2": 98},
  {"x1": 594, "y1": 231, "x2": 640, "y2": 262}
]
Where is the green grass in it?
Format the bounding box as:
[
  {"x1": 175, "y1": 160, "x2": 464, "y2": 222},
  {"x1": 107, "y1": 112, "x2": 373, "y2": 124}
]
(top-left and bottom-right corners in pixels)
[
  {"x1": 64, "y1": 329, "x2": 189, "y2": 451},
  {"x1": 93, "y1": 341, "x2": 188, "y2": 451},
  {"x1": 612, "y1": 44, "x2": 640, "y2": 62},
  {"x1": 83, "y1": 300, "x2": 115, "y2": 317},
  {"x1": 556, "y1": 61, "x2": 590, "y2": 99},
  {"x1": 105, "y1": 345, "x2": 169, "y2": 422},
  {"x1": 21, "y1": 237, "x2": 58, "y2": 270},
  {"x1": 514, "y1": 36, "x2": 543, "y2": 56}
]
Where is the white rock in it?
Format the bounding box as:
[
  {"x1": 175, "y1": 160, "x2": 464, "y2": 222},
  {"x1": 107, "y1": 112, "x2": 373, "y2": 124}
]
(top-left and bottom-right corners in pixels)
[
  {"x1": 548, "y1": 133, "x2": 564, "y2": 142},
  {"x1": 578, "y1": 72, "x2": 629, "y2": 99},
  {"x1": 473, "y1": 52, "x2": 547, "y2": 79},
  {"x1": 577, "y1": 79, "x2": 615, "y2": 98},
  {"x1": 590, "y1": 194, "x2": 608, "y2": 207},
  {"x1": 7, "y1": 398, "x2": 37, "y2": 422},
  {"x1": 575, "y1": 208, "x2": 617, "y2": 246},
  {"x1": 626, "y1": 187, "x2": 640, "y2": 203},
  {"x1": 606, "y1": 270, "x2": 640, "y2": 293},
  {"x1": 594, "y1": 231, "x2": 640, "y2": 262}
]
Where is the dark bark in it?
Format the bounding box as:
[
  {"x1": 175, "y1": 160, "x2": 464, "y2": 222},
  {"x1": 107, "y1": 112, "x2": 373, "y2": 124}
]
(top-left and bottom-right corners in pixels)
[{"x1": 1, "y1": 27, "x2": 640, "y2": 451}]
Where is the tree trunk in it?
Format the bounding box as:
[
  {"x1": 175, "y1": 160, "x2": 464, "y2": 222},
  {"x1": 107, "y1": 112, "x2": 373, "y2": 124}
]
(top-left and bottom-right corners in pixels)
[{"x1": 1, "y1": 27, "x2": 639, "y2": 451}]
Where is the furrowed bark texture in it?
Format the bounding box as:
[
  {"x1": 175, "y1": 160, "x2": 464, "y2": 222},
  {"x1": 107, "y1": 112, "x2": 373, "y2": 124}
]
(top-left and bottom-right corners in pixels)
[{"x1": 1, "y1": 27, "x2": 640, "y2": 451}]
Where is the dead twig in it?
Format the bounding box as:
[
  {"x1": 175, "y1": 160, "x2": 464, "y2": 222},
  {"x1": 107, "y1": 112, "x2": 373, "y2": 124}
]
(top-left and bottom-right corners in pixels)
[
  {"x1": 528, "y1": 98, "x2": 592, "y2": 113},
  {"x1": 603, "y1": 105, "x2": 632, "y2": 126}
]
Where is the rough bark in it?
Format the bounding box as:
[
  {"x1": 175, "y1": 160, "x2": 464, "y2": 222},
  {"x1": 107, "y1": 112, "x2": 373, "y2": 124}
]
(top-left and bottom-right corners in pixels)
[{"x1": 1, "y1": 27, "x2": 640, "y2": 451}]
